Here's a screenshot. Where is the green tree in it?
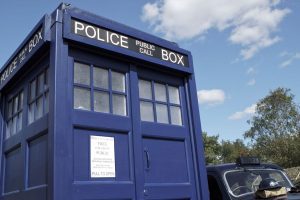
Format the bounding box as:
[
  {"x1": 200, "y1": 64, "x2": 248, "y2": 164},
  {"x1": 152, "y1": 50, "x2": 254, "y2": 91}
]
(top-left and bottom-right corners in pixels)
[
  {"x1": 244, "y1": 88, "x2": 300, "y2": 168},
  {"x1": 220, "y1": 139, "x2": 249, "y2": 163},
  {"x1": 202, "y1": 132, "x2": 221, "y2": 164}
]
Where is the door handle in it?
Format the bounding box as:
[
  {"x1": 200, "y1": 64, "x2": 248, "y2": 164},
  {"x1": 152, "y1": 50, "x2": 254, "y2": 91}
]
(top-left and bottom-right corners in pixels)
[{"x1": 144, "y1": 149, "x2": 151, "y2": 170}]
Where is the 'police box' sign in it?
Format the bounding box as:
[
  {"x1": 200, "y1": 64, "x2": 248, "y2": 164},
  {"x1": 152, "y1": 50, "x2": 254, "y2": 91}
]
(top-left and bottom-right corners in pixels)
[
  {"x1": 71, "y1": 20, "x2": 189, "y2": 67},
  {"x1": 0, "y1": 27, "x2": 44, "y2": 89}
]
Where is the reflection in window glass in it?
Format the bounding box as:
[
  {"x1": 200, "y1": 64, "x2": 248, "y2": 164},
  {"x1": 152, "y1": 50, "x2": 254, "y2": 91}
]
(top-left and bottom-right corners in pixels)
[
  {"x1": 170, "y1": 106, "x2": 182, "y2": 125},
  {"x1": 154, "y1": 83, "x2": 167, "y2": 102},
  {"x1": 45, "y1": 92, "x2": 49, "y2": 114},
  {"x1": 28, "y1": 68, "x2": 49, "y2": 125},
  {"x1": 169, "y1": 86, "x2": 180, "y2": 104},
  {"x1": 8, "y1": 101, "x2": 13, "y2": 118},
  {"x1": 113, "y1": 94, "x2": 126, "y2": 116},
  {"x1": 93, "y1": 67, "x2": 108, "y2": 89},
  {"x1": 20, "y1": 92, "x2": 24, "y2": 109},
  {"x1": 6, "y1": 91, "x2": 24, "y2": 138},
  {"x1": 36, "y1": 97, "x2": 43, "y2": 120},
  {"x1": 38, "y1": 72, "x2": 44, "y2": 94},
  {"x1": 74, "y1": 62, "x2": 90, "y2": 85},
  {"x1": 28, "y1": 103, "x2": 34, "y2": 124},
  {"x1": 17, "y1": 113, "x2": 22, "y2": 132},
  {"x1": 140, "y1": 101, "x2": 154, "y2": 122},
  {"x1": 74, "y1": 62, "x2": 127, "y2": 116},
  {"x1": 30, "y1": 80, "x2": 36, "y2": 101},
  {"x1": 74, "y1": 87, "x2": 91, "y2": 111},
  {"x1": 12, "y1": 117, "x2": 17, "y2": 135},
  {"x1": 139, "y1": 80, "x2": 152, "y2": 100},
  {"x1": 6, "y1": 122, "x2": 11, "y2": 139},
  {"x1": 112, "y1": 71, "x2": 125, "y2": 92},
  {"x1": 94, "y1": 91, "x2": 109, "y2": 113},
  {"x1": 156, "y1": 104, "x2": 168, "y2": 124},
  {"x1": 13, "y1": 96, "x2": 19, "y2": 113}
]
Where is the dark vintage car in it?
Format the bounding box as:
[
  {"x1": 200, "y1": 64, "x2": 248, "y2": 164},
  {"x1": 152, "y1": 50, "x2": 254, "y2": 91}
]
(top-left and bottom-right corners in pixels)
[{"x1": 207, "y1": 157, "x2": 300, "y2": 200}]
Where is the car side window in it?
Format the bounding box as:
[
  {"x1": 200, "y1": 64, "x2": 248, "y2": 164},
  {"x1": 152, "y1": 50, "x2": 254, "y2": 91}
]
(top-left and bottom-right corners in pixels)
[{"x1": 208, "y1": 175, "x2": 223, "y2": 200}]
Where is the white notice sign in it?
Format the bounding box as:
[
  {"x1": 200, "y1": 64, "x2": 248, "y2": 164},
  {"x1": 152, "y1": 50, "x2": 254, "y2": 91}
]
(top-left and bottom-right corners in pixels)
[{"x1": 90, "y1": 135, "x2": 115, "y2": 178}]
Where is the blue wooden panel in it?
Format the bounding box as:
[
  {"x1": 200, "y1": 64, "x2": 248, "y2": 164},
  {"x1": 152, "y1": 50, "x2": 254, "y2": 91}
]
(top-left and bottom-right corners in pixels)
[
  {"x1": 143, "y1": 137, "x2": 189, "y2": 184},
  {"x1": 27, "y1": 133, "x2": 48, "y2": 188},
  {"x1": 4, "y1": 146, "x2": 22, "y2": 194},
  {"x1": 73, "y1": 128, "x2": 132, "y2": 182}
]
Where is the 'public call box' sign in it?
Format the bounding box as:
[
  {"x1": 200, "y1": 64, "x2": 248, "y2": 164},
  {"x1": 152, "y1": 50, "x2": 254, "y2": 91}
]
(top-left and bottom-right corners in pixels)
[{"x1": 71, "y1": 20, "x2": 189, "y2": 67}]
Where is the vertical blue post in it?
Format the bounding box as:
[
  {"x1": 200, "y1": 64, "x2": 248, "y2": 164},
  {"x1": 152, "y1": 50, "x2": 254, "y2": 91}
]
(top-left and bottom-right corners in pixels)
[
  {"x1": 48, "y1": 4, "x2": 72, "y2": 200},
  {"x1": 186, "y1": 55, "x2": 209, "y2": 200}
]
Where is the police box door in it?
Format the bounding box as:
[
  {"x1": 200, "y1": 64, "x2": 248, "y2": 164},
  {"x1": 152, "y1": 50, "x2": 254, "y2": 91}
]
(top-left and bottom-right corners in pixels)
[{"x1": 132, "y1": 67, "x2": 198, "y2": 200}]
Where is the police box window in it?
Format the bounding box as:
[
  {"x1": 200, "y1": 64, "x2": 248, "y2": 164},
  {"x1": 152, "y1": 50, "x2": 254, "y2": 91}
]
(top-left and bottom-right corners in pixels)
[
  {"x1": 28, "y1": 68, "x2": 49, "y2": 124},
  {"x1": 73, "y1": 61, "x2": 127, "y2": 116},
  {"x1": 138, "y1": 79, "x2": 182, "y2": 126},
  {"x1": 6, "y1": 90, "x2": 24, "y2": 139}
]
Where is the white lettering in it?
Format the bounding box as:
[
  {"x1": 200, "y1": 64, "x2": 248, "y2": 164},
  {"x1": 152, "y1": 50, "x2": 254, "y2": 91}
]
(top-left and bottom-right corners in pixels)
[
  {"x1": 120, "y1": 35, "x2": 129, "y2": 48},
  {"x1": 169, "y1": 52, "x2": 177, "y2": 63},
  {"x1": 97, "y1": 28, "x2": 105, "y2": 42},
  {"x1": 110, "y1": 33, "x2": 120, "y2": 46},
  {"x1": 74, "y1": 21, "x2": 84, "y2": 34},
  {"x1": 85, "y1": 25, "x2": 96, "y2": 38},
  {"x1": 161, "y1": 49, "x2": 169, "y2": 61},
  {"x1": 177, "y1": 54, "x2": 184, "y2": 66}
]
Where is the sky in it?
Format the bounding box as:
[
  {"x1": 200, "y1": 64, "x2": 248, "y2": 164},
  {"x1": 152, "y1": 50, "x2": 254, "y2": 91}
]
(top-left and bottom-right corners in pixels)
[{"x1": 1, "y1": 0, "x2": 299, "y2": 141}]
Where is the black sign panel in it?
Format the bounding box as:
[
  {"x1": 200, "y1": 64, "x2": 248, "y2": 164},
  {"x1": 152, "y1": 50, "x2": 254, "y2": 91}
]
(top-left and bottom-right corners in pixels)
[
  {"x1": 0, "y1": 27, "x2": 44, "y2": 88},
  {"x1": 71, "y1": 20, "x2": 189, "y2": 67}
]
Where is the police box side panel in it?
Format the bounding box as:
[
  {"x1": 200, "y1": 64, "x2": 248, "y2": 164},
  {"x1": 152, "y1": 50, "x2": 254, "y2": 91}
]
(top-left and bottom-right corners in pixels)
[
  {"x1": 0, "y1": 53, "x2": 50, "y2": 200},
  {"x1": 62, "y1": 7, "x2": 194, "y2": 74}
]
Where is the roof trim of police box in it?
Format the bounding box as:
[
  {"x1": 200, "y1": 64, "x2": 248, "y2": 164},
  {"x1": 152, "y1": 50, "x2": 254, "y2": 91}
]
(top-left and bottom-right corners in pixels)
[
  {"x1": 62, "y1": 5, "x2": 194, "y2": 74},
  {"x1": 0, "y1": 15, "x2": 51, "y2": 91}
]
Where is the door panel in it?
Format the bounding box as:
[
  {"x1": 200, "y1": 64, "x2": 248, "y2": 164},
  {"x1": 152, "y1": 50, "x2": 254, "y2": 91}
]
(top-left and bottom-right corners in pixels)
[{"x1": 135, "y1": 68, "x2": 197, "y2": 200}]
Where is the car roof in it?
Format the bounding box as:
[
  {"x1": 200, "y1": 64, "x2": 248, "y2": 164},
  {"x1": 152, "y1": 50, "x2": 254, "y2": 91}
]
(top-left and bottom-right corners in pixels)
[{"x1": 206, "y1": 162, "x2": 283, "y2": 174}]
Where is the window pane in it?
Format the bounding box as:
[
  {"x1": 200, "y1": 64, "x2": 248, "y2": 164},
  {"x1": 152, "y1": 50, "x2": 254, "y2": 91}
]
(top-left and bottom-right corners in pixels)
[
  {"x1": 45, "y1": 92, "x2": 49, "y2": 114},
  {"x1": 45, "y1": 68, "x2": 49, "y2": 88},
  {"x1": 30, "y1": 79, "x2": 36, "y2": 101},
  {"x1": 19, "y1": 92, "x2": 24, "y2": 109},
  {"x1": 170, "y1": 106, "x2": 182, "y2": 125},
  {"x1": 6, "y1": 121, "x2": 12, "y2": 139},
  {"x1": 74, "y1": 87, "x2": 91, "y2": 111},
  {"x1": 38, "y1": 72, "x2": 45, "y2": 94},
  {"x1": 28, "y1": 103, "x2": 35, "y2": 124},
  {"x1": 17, "y1": 112, "x2": 22, "y2": 132},
  {"x1": 169, "y1": 86, "x2": 180, "y2": 104},
  {"x1": 93, "y1": 67, "x2": 109, "y2": 89},
  {"x1": 139, "y1": 80, "x2": 152, "y2": 100},
  {"x1": 156, "y1": 103, "x2": 168, "y2": 124},
  {"x1": 112, "y1": 71, "x2": 125, "y2": 92},
  {"x1": 13, "y1": 95, "x2": 19, "y2": 113},
  {"x1": 74, "y1": 62, "x2": 90, "y2": 85},
  {"x1": 154, "y1": 83, "x2": 167, "y2": 102},
  {"x1": 12, "y1": 116, "x2": 17, "y2": 135},
  {"x1": 140, "y1": 101, "x2": 154, "y2": 122},
  {"x1": 112, "y1": 94, "x2": 126, "y2": 116},
  {"x1": 8, "y1": 101, "x2": 13, "y2": 118},
  {"x1": 36, "y1": 97, "x2": 43, "y2": 120},
  {"x1": 94, "y1": 91, "x2": 109, "y2": 113}
]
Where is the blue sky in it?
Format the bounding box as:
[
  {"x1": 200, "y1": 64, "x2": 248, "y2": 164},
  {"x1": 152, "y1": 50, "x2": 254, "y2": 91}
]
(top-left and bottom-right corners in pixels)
[{"x1": 1, "y1": 0, "x2": 299, "y2": 141}]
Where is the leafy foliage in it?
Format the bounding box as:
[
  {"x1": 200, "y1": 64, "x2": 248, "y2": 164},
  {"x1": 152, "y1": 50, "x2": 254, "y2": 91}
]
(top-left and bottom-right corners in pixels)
[{"x1": 244, "y1": 88, "x2": 300, "y2": 168}]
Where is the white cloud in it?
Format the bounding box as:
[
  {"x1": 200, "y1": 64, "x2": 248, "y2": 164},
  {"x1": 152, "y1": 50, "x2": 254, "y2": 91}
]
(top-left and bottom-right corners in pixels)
[
  {"x1": 197, "y1": 89, "x2": 226, "y2": 106},
  {"x1": 246, "y1": 67, "x2": 255, "y2": 75},
  {"x1": 142, "y1": 0, "x2": 290, "y2": 60},
  {"x1": 280, "y1": 52, "x2": 300, "y2": 68},
  {"x1": 247, "y1": 79, "x2": 256, "y2": 86},
  {"x1": 228, "y1": 104, "x2": 256, "y2": 120}
]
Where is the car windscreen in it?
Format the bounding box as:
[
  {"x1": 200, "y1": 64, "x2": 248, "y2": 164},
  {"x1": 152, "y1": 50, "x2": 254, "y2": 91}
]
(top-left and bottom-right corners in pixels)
[{"x1": 224, "y1": 169, "x2": 292, "y2": 197}]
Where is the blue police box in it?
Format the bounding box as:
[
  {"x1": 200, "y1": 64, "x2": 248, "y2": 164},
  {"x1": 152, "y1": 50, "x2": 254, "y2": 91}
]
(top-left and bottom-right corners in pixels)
[{"x1": 0, "y1": 3, "x2": 209, "y2": 200}]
